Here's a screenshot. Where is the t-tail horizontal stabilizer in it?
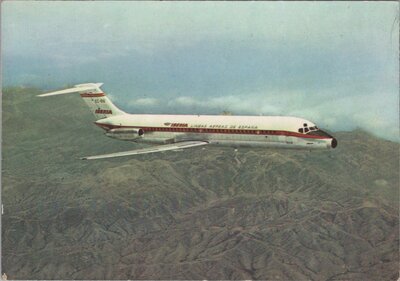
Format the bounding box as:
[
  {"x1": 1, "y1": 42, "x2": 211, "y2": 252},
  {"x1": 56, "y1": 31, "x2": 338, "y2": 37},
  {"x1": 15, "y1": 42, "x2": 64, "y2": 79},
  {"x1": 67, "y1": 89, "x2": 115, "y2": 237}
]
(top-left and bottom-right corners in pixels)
[{"x1": 37, "y1": 83, "x2": 104, "y2": 97}]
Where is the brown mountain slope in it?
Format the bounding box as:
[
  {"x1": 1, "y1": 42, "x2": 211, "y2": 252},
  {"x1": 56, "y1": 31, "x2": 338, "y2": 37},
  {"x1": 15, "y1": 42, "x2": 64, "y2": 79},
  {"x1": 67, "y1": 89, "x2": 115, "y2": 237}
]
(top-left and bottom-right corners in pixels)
[{"x1": 2, "y1": 87, "x2": 399, "y2": 280}]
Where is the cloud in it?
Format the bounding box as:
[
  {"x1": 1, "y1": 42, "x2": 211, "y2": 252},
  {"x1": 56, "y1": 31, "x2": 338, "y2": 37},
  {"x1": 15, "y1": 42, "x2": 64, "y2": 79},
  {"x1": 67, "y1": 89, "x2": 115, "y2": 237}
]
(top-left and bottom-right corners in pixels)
[
  {"x1": 132, "y1": 98, "x2": 159, "y2": 106},
  {"x1": 173, "y1": 96, "x2": 202, "y2": 107},
  {"x1": 171, "y1": 95, "x2": 283, "y2": 115},
  {"x1": 126, "y1": 88, "x2": 399, "y2": 141}
]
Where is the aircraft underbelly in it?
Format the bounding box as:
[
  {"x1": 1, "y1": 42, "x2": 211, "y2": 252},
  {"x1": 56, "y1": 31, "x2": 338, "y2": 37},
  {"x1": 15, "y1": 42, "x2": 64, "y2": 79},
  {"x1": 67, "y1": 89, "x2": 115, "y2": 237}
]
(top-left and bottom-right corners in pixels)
[{"x1": 137, "y1": 131, "x2": 328, "y2": 149}]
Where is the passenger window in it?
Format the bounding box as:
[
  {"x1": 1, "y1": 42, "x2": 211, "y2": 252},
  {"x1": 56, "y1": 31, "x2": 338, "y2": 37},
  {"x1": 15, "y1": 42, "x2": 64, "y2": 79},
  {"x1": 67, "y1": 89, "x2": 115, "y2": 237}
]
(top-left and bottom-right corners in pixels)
[
  {"x1": 304, "y1": 128, "x2": 309, "y2": 133},
  {"x1": 298, "y1": 128, "x2": 304, "y2": 133}
]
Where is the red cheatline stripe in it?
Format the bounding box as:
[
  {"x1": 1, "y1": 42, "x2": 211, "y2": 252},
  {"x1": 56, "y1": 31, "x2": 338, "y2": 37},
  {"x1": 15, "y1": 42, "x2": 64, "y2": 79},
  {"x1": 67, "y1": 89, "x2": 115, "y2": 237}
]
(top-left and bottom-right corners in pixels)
[
  {"x1": 94, "y1": 123, "x2": 331, "y2": 139},
  {"x1": 80, "y1": 93, "x2": 105, "y2": 97}
]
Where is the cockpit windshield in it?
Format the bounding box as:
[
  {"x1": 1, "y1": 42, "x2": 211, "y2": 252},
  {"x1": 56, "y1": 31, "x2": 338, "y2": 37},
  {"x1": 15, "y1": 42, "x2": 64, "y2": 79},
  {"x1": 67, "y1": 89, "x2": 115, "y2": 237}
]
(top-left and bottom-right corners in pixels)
[
  {"x1": 298, "y1": 123, "x2": 318, "y2": 134},
  {"x1": 298, "y1": 123, "x2": 333, "y2": 138}
]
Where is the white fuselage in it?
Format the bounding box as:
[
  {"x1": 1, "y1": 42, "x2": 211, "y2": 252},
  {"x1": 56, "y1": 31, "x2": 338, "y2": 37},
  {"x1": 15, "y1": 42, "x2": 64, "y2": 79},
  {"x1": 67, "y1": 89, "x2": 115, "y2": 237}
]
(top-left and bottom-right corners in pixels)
[
  {"x1": 38, "y1": 83, "x2": 338, "y2": 159},
  {"x1": 95, "y1": 114, "x2": 337, "y2": 150}
]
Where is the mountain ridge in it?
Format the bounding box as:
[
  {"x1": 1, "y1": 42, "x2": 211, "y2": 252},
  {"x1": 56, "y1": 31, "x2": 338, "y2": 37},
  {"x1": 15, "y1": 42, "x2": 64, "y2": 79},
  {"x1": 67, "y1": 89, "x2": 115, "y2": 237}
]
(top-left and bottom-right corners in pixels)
[{"x1": 2, "y1": 87, "x2": 399, "y2": 280}]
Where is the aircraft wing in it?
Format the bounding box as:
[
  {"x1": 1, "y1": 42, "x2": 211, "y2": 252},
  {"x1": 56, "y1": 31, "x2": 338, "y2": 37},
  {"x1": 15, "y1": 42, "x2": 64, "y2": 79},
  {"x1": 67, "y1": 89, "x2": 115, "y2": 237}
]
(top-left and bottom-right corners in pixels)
[{"x1": 81, "y1": 141, "x2": 208, "y2": 160}]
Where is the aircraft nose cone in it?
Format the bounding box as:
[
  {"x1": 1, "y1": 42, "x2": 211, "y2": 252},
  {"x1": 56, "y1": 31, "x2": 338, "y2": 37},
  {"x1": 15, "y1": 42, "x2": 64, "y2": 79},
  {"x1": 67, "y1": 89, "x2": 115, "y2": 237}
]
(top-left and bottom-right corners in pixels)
[{"x1": 331, "y1": 138, "x2": 338, "y2": 148}]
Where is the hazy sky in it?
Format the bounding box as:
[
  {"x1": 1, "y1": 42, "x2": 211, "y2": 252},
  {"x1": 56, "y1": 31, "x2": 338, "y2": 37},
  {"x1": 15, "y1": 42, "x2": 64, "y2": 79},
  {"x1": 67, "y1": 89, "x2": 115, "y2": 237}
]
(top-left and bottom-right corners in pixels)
[{"x1": 2, "y1": 1, "x2": 399, "y2": 140}]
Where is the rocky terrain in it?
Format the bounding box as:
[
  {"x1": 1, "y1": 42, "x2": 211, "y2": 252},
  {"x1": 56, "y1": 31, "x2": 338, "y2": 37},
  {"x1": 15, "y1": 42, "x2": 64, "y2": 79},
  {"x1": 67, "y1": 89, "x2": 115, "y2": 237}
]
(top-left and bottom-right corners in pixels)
[{"x1": 2, "y1": 87, "x2": 399, "y2": 280}]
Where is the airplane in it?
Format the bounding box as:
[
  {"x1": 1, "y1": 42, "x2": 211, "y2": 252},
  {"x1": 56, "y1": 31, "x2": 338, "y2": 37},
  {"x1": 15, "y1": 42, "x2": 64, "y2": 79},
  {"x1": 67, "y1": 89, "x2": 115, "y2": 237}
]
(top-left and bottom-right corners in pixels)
[{"x1": 38, "y1": 83, "x2": 337, "y2": 160}]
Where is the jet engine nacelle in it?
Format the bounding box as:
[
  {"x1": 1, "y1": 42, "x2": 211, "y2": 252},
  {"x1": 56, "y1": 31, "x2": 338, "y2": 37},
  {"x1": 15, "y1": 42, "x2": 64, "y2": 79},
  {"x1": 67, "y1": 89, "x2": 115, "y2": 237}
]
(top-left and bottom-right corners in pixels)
[{"x1": 105, "y1": 128, "x2": 144, "y2": 140}]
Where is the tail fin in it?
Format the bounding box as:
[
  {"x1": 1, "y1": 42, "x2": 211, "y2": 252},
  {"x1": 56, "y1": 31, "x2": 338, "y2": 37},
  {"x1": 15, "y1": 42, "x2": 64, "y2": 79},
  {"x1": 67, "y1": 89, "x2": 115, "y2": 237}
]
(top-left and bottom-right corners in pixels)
[{"x1": 38, "y1": 83, "x2": 125, "y2": 119}]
